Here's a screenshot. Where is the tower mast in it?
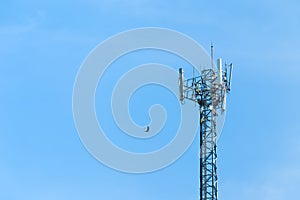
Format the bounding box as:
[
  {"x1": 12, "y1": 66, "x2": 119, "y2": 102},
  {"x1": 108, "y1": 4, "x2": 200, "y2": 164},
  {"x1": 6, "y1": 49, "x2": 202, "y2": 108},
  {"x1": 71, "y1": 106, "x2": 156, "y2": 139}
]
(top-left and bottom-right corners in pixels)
[{"x1": 179, "y1": 46, "x2": 233, "y2": 200}]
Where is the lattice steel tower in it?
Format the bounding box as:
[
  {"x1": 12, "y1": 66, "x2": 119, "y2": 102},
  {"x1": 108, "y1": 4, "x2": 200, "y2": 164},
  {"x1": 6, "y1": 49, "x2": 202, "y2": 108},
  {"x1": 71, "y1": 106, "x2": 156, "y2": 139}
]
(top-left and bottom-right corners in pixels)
[{"x1": 178, "y1": 46, "x2": 233, "y2": 200}]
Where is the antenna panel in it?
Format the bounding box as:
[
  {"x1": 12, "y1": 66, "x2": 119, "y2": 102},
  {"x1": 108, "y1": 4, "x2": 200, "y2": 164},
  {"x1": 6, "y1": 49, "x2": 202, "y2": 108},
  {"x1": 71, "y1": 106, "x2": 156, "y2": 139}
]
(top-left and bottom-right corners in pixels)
[{"x1": 178, "y1": 68, "x2": 184, "y2": 102}]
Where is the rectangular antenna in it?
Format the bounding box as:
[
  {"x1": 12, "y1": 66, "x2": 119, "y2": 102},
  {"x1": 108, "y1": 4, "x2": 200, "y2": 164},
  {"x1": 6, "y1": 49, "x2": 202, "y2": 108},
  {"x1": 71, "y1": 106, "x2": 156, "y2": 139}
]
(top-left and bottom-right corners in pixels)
[
  {"x1": 178, "y1": 68, "x2": 184, "y2": 102},
  {"x1": 228, "y1": 63, "x2": 233, "y2": 91},
  {"x1": 217, "y1": 58, "x2": 222, "y2": 84}
]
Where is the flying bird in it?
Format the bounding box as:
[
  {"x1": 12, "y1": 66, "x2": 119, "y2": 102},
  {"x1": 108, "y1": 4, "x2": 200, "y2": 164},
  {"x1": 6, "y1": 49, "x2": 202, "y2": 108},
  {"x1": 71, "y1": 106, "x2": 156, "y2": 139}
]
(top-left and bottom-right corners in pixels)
[{"x1": 144, "y1": 126, "x2": 150, "y2": 133}]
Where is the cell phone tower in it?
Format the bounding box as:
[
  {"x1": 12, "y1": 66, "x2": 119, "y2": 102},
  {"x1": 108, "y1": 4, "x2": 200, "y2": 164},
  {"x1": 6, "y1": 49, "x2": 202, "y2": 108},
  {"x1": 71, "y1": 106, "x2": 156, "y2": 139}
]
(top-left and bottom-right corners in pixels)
[{"x1": 178, "y1": 45, "x2": 233, "y2": 200}]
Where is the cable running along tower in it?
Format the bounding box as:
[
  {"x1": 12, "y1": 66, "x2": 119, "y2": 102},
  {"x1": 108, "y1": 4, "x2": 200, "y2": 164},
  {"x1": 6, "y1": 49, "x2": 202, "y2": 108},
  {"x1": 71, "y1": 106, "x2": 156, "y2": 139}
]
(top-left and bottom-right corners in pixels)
[{"x1": 178, "y1": 45, "x2": 233, "y2": 200}]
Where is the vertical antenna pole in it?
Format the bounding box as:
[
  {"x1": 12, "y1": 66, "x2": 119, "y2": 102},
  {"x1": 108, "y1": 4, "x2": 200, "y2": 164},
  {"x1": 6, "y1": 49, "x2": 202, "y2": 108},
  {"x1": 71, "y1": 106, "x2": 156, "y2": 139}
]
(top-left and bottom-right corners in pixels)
[{"x1": 211, "y1": 43, "x2": 214, "y2": 69}]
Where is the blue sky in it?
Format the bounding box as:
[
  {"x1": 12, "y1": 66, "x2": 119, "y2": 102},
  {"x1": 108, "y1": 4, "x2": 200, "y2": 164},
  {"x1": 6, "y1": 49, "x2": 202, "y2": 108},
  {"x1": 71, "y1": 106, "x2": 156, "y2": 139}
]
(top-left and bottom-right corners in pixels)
[{"x1": 1, "y1": 0, "x2": 300, "y2": 199}]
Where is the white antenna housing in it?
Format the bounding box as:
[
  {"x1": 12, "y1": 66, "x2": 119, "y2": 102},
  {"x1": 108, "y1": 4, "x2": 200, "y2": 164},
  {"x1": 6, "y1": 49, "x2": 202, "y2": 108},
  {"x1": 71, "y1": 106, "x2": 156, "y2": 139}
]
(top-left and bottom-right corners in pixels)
[
  {"x1": 217, "y1": 58, "x2": 222, "y2": 84},
  {"x1": 228, "y1": 63, "x2": 233, "y2": 90},
  {"x1": 178, "y1": 68, "x2": 184, "y2": 102}
]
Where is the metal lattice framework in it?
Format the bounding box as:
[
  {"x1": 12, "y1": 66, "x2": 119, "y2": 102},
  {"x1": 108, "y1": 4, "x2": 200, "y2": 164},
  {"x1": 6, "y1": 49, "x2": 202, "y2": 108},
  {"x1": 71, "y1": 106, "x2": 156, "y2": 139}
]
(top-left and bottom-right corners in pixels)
[{"x1": 180, "y1": 65, "x2": 232, "y2": 200}]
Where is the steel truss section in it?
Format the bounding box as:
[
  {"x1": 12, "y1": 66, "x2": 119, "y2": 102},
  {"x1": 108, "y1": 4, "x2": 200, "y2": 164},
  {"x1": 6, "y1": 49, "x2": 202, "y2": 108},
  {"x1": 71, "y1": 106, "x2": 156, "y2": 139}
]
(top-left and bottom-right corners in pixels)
[{"x1": 183, "y1": 69, "x2": 226, "y2": 200}]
